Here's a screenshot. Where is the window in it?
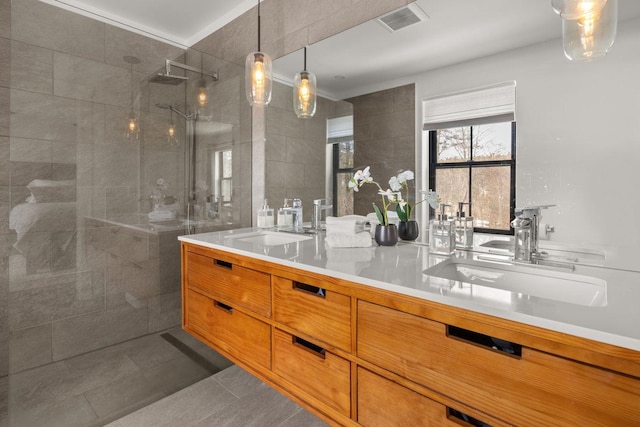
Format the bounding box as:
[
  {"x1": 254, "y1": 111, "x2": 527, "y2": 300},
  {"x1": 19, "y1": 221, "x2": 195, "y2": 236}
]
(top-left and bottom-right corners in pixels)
[
  {"x1": 332, "y1": 140, "x2": 354, "y2": 216},
  {"x1": 428, "y1": 121, "x2": 515, "y2": 233},
  {"x1": 422, "y1": 81, "x2": 516, "y2": 234},
  {"x1": 327, "y1": 115, "x2": 354, "y2": 216},
  {"x1": 212, "y1": 148, "x2": 232, "y2": 202}
]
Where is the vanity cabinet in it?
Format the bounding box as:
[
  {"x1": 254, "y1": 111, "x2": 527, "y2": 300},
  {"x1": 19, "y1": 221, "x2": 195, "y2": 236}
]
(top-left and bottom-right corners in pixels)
[
  {"x1": 181, "y1": 242, "x2": 640, "y2": 426},
  {"x1": 273, "y1": 276, "x2": 351, "y2": 352}
]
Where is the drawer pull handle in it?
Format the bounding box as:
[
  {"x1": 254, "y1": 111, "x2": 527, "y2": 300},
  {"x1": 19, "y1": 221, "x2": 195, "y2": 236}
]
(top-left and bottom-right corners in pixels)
[
  {"x1": 447, "y1": 407, "x2": 492, "y2": 427},
  {"x1": 214, "y1": 301, "x2": 234, "y2": 313},
  {"x1": 293, "y1": 336, "x2": 326, "y2": 359},
  {"x1": 293, "y1": 281, "x2": 326, "y2": 298},
  {"x1": 214, "y1": 259, "x2": 232, "y2": 269},
  {"x1": 447, "y1": 325, "x2": 522, "y2": 357}
]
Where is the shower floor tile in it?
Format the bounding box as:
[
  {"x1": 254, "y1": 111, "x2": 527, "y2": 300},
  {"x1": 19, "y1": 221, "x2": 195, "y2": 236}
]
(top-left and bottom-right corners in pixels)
[{"x1": 7, "y1": 326, "x2": 232, "y2": 427}]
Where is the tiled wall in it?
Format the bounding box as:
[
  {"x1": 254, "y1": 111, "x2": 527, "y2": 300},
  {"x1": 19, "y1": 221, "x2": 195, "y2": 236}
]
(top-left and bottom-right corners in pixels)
[
  {"x1": 193, "y1": 0, "x2": 412, "y2": 219},
  {"x1": 349, "y1": 84, "x2": 416, "y2": 216},
  {"x1": 0, "y1": 0, "x2": 253, "y2": 380},
  {"x1": 265, "y1": 81, "x2": 348, "y2": 220}
]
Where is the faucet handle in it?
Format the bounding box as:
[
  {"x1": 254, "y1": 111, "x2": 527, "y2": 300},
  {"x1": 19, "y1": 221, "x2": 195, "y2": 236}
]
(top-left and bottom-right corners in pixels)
[{"x1": 515, "y1": 204, "x2": 555, "y2": 218}]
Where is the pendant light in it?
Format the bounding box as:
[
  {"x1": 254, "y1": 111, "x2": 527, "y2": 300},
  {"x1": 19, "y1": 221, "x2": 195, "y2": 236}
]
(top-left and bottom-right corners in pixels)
[
  {"x1": 551, "y1": 0, "x2": 608, "y2": 19},
  {"x1": 293, "y1": 47, "x2": 317, "y2": 119},
  {"x1": 124, "y1": 56, "x2": 141, "y2": 142},
  {"x1": 561, "y1": 0, "x2": 617, "y2": 61},
  {"x1": 167, "y1": 109, "x2": 179, "y2": 147},
  {"x1": 245, "y1": 0, "x2": 272, "y2": 106}
]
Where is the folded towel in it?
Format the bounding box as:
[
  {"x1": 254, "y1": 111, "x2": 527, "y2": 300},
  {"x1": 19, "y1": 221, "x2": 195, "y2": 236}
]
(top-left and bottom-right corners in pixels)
[
  {"x1": 325, "y1": 215, "x2": 368, "y2": 235},
  {"x1": 325, "y1": 231, "x2": 372, "y2": 248}
]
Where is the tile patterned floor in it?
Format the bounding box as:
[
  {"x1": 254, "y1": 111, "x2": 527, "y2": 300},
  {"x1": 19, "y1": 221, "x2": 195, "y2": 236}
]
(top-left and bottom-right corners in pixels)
[
  {"x1": 3, "y1": 326, "x2": 234, "y2": 427},
  {"x1": 108, "y1": 365, "x2": 329, "y2": 427}
]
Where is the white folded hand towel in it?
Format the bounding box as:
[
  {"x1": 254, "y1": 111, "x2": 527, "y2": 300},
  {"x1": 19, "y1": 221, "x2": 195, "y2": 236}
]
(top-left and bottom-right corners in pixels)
[
  {"x1": 325, "y1": 231, "x2": 372, "y2": 248},
  {"x1": 325, "y1": 215, "x2": 368, "y2": 235}
]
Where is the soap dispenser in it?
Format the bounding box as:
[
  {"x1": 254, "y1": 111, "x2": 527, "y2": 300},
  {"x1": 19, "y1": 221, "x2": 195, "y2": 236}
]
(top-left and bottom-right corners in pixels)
[
  {"x1": 277, "y1": 198, "x2": 293, "y2": 227},
  {"x1": 429, "y1": 204, "x2": 456, "y2": 255},
  {"x1": 455, "y1": 202, "x2": 474, "y2": 249},
  {"x1": 257, "y1": 199, "x2": 274, "y2": 228}
]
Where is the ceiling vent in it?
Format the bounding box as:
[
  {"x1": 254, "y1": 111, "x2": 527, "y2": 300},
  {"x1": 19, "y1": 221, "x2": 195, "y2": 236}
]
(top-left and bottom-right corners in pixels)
[{"x1": 377, "y1": 3, "x2": 429, "y2": 32}]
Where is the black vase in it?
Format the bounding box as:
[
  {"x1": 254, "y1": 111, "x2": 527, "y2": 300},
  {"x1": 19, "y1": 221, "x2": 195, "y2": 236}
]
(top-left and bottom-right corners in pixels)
[
  {"x1": 374, "y1": 224, "x2": 398, "y2": 246},
  {"x1": 398, "y1": 220, "x2": 419, "y2": 241}
]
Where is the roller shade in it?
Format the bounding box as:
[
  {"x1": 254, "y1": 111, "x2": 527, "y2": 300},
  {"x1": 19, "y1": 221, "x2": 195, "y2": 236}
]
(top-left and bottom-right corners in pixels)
[
  {"x1": 327, "y1": 115, "x2": 353, "y2": 144},
  {"x1": 422, "y1": 81, "x2": 516, "y2": 130}
]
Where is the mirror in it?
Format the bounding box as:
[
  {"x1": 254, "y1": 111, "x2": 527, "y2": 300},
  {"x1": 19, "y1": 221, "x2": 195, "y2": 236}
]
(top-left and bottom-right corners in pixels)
[{"x1": 270, "y1": 0, "x2": 640, "y2": 271}]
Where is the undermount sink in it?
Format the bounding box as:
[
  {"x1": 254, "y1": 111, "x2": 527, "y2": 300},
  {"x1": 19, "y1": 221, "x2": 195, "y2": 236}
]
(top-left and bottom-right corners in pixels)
[
  {"x1": 224, "y1": 230, "x2": 313, "y2": 246},
  {"x1": 424, "y1": 257, "x2": 607, "y2": 307}
]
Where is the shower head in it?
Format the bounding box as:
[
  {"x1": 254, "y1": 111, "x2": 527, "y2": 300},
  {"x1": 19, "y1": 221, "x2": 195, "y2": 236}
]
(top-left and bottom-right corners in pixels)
[{"x1": 149, "y1": 73, "x2": 188, "y2": 85}]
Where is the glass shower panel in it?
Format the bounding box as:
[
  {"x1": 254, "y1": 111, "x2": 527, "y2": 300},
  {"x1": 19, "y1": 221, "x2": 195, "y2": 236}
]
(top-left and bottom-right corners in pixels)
[{"x1": 4, "y1": 2, "x2": 247, "y2": 425}]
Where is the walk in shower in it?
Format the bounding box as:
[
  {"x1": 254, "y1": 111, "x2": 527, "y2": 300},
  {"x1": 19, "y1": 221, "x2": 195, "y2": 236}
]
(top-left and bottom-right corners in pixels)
[{"x1": 1, "y1": 0, "x2": 251, "y2": 424}]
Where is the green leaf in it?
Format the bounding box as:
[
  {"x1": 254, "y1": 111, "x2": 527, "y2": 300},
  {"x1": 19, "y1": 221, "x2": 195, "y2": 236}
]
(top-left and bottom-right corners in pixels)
[
  {"x1": 396, "y1": 203, "x2": 408, "y2": 222},
  {"x1": 372, "y1": 203, "x2": 386, "y2": 225}
]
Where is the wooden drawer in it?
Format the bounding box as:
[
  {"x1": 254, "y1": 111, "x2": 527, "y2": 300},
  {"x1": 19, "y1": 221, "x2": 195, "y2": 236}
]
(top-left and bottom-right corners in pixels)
[
  {"x1": 357, "y1": 300, "x2": 640, "y2": 426},
  {"x1": 184, "y1": 288, "x2": 270, "y2": 370},
  {"x1": 273, "y1": 276, "x2": 351, "y2": 351},
  {"x1": 273, "y1": 328, "x2": 351, "y2": 417},
  {"x1": 357, "y1": 367, "x2": 497, "y2": 427},
  {"x1": 186, "y1": 250, "x2": 271, "y2": 318}
]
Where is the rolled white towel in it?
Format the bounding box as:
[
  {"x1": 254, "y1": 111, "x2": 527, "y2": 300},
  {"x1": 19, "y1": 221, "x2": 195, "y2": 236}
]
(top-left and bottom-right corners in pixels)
[
  {"x1": 325, "y1": 215, "x2": 368, "y2": 235},
  {"x1": 325, "y1": 231, "x2": 372, "y2": 248}
]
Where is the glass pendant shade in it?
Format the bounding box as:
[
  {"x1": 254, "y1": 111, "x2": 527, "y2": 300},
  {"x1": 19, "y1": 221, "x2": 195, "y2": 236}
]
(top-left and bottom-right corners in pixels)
[
  {"x1": 293, "y1": 71, "x2": 317, "y2": 118},
  {"x1": 196, "y1": 78, "x2": 209, "y2": 107},
  {"x1": 562, "y1": 0, "x2": 617, "y2": 61},
  {"x1": 167, "y1": 119, "x2": 179, "y2": 147},
  {"x1": 551, "y1": 0, "x2": 608, "y2": 19},
  {"x1": 245, "y1": 52, "x2": 273, "y2": 106},
  {"x1": 125, "y1": 110, "x2": 140, "y2": 141}
]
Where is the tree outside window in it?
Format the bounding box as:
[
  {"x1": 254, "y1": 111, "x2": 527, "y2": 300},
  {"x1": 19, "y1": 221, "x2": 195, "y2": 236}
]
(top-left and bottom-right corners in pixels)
[{"x1": 428, "y1": 121, "x2": 515, "y2": 233}]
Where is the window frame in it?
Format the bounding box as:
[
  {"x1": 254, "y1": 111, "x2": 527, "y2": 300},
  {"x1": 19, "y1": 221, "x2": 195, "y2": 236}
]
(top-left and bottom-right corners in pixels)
[
  {"x1": 428, "y1": 121, "x2": 516, "y2": 235},
  {"x1": 332, "y1": 140, "x2": 355, "y2": 217}
]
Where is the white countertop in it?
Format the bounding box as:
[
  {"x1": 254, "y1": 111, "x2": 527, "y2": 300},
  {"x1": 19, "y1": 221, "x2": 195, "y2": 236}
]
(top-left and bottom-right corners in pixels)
[{"x1": 179, "y1": 228, "x2": 640, "y2": 352}]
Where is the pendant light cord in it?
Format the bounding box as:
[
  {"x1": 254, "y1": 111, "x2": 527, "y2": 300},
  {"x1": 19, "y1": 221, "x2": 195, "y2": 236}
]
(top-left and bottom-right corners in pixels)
[
  {"x1": 257, "y1": 0, "x2": 261, "y2": 51},
  {"x1": 303, "y1": 47, "x2": 307, "y2": 71}
]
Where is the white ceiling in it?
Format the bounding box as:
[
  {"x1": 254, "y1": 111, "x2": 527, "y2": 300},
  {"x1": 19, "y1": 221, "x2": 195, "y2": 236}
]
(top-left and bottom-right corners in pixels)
[
  {"x1": 273, "y1": 0, "x2": 640, "y2": 99},
  {"x1": 39, "y1": 0, "x2": 259, "y2": 47},
  {"x1": 42, "y1": 0, "x2": 640, "y2": 99}
]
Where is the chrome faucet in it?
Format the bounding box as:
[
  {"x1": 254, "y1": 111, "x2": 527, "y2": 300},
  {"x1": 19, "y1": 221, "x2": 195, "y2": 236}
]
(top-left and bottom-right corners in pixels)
[
  {"x1": 510, "y1": 205, "x2": 555, "y2": 262},
  {"x1": 291, "y1": 198, "x2": 303, "y2": 232},
  {"x1": 311, "y1": 198, "x2": 332, "y2": 230}
]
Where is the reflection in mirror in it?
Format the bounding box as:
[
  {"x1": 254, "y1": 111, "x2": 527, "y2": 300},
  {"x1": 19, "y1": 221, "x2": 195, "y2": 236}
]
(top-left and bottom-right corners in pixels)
[{"x1": 271, "y1": 0, "x2": 640, "y2": 271}]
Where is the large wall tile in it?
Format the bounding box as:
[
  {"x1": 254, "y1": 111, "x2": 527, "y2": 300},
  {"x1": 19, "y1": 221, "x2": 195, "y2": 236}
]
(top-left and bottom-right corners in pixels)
[
  {"x1": 9, "y1": 324, "x2": 52, "y2": 373},
  {"x1": 11, "y1": 40, "x2": 53, "y2": 94},
  {"x1": 0, "y1": 37, "x2": 9, "y2": 89},
  {"x1": 0, "y1": 137, "x2": 8, "y2": 185},
  {"x1": 53, "y1": 52, "x2": 131, "y2": 106},
  {"x1": 0, "y1": 87, "x2": 8, "y2": 137},
  {"x1": 9, "y1": 270, "x2": 104, "y2": 330},
  {"x1": 9, "y1": 137, "x2": 52, "y2": 163},
  {"x1": 11, "y1": 0, "x2": 105, "y2": 62},
  {"x1": 0, "y1": 0, "x2": 9, "y2": 39},
  {"x1": 52, "y1": 304, "x2": 148, "y2": 361},
  {"x1": 105, "y1": 25, "x2": 184, "y2": 76},
  {"x1": 10, "y1": 89, "x2": 93, "y2": 142}
]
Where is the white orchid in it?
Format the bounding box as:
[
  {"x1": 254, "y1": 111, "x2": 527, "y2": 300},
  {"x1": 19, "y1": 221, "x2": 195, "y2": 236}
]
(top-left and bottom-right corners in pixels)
[
  {"x1": 388, "y1": 176, "x2": 402, "y2": 192},
  {"x1": 347, "y1": 166, "x2": 409, "y2": 226},
  {"x1": 397, "y1": 170, "x2": 414, "y2": 183},
  {"x1": 393, "y1": 170, "x2": 439, "y2": 222},
  {"x1": 348, "y1": 166, "x2": 374, "y2": 192}
]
